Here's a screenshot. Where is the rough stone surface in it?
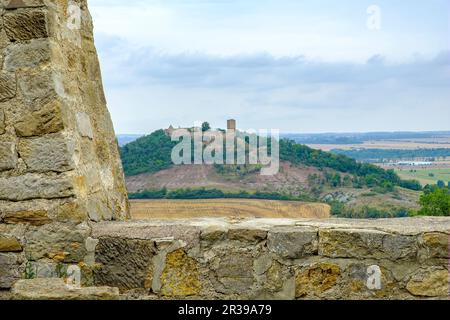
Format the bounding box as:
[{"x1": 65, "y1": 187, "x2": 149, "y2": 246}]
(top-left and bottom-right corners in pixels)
[
  {"x1": 0, "y1": 236, "x2": 22, "y2": 252},
  {"x1": 319, "y1": 228, "x2": 417, "y2": 260},
  {"x1": 160, "y1": 249, "x2": 201, "y2": 297},
  {"x1": 3, "y1": 9, "x2": 48, "y2": 41},
  {"x1": 406, "y1": 267, "x2": 449, "y2": 297},
  {"x1": 14, "y1": 100, "x2": 64, "y2": 137},
  {"x1": 88, "y1": 218, "x2": 450, "y2": 300},
  {"x1": 16, "y1": 69, "x2": 56, "y2": 105},
  {"x1": 0, "y1": 253, "x2": 24, "y2": 289},
  {"x1": 0, "y1": 71, "x2": 16, "y2": 102},
  {"x1": 268, "y1": 226, "x2": 318, "y2": 259},
  {"x1": 418, "y1": 232, "x2": 449, "y2": 260},
  {"x1": 0, "y1": 141, "x2": 17, "y2": 171},
  {"x1": 94, "y1": 237, "x2": 154, "y2": 291},
  {"x1": 213, "y1": 249, "x2": 255, "y2": 294},
  {"x1": 11, "y1": 278, "x2": 120, "y2": 300},
  {"x1": 18, "y1": 133, "x2": 73, "y2": 173},
  {"x1": 0, "y1": 173, "x2": 74, "y2": 201},
  {"x1": 295, "y1": 262, "x2": 341, "y2": 298},
  {"x1": 24, "y1": 222, "x2": 90, "y2": 263},
  {"x1": 4, "y1": 39, "x2": 51, "y2": 71},
  {"x1": 0, "y1": 0, "x2": 129, "y2": 223},
  {"x1": 2, "y1": 210, "x2": 52, "y2": 226},
  {"x1": 76, "y1": 112, "x2": 94, "y2": 139}
]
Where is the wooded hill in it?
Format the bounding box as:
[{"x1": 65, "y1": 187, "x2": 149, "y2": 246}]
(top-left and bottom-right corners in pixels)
[{"x1": 120, "y1": 129, "x2": 422, "y2": 192}]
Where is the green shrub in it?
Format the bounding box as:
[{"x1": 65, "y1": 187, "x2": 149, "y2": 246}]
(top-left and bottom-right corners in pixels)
[{"x1": 418, "y1": 188, "x2": 450, "y2": 216}]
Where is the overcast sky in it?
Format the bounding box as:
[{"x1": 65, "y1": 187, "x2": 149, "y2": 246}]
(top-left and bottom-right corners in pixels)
[{"x1": 89, "y1": 0, "x2": 450, "y2": 134}]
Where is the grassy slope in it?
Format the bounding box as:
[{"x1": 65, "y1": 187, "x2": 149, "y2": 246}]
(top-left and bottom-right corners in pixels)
[{"x1": 126, "y1": 163, "x2": 421, "y2": 211}]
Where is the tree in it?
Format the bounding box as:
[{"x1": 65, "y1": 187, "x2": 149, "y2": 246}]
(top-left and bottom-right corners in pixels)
[
  {"x1": 343, "y1": 175, "x2": 352, "y2": 187},
  {"x1": 202, "y1": 122, "x2": 211, "y2": 132},
  {"x1": 418, "y1": 188, "x2": 450, "y2": 216},
  {"x1": 437, "y1": 180, "x2": 445, "y2": 188}
]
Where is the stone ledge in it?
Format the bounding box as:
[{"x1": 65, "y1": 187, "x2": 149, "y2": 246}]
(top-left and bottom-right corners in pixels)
[
  {"x1": 92, "y1": 217, "x2": 450, "y2": 239},
  {"x1": 11, "y1": 278, "x2": 120, "y2": 300}
]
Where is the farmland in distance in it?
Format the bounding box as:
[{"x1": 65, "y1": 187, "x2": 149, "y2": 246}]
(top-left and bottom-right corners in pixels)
[{"x1": 130, "y1": 199, "x2": 331, "y2": 220}]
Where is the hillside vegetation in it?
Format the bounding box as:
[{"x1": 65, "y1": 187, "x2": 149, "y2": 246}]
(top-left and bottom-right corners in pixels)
[
  {"x1": 121, "y1": 129, "x2": 422, "y2": 192},
  {"x1": 119, "y1": 129, "x2": 432, "y2": 218},
  {"x1": 120, "y1": 130, "x2": 177, "y2": 176}
]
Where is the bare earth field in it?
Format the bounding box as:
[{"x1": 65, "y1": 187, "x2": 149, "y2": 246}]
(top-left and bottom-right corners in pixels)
[{"x1": 130, "y1": 199, "x2": 331, "y2": 220}]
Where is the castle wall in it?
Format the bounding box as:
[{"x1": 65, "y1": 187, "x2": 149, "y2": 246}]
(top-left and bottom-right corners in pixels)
[
  {"x1": 90, "y1": 218, "x2": 450, "y2": 300},
  {"x1": 0, "y1": 0, "x2": 129, "y2": 289}
]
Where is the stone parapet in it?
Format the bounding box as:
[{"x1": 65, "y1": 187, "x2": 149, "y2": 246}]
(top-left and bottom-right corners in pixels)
[{"x1": 87, "y1": 217, "x2": 450, "y2": 300}]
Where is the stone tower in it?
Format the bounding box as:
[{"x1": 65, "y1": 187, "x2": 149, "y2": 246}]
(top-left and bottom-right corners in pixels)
[
  {"x1": 0, "y1": 0, "x2": 129, "y2": 225},
  {"x1": 227, "y1": 119, "x2": 236, "y2": 131}
]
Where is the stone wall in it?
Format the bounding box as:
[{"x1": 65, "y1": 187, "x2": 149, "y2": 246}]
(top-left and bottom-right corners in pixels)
[
  {"x1": 88, "y1": 217, "x2": 450, "y2": 300},
  {"x1": 0, "y1": 0, "x2": 129, "y2": 290}
]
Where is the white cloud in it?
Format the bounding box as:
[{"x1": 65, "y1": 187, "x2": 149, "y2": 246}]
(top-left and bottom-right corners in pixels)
[
  {"x1": 87, "y1": 0, "x2": 450, "y2": 133},
  {"x1": 90, "y1": 0, "x2": 450, "y2": 62}
]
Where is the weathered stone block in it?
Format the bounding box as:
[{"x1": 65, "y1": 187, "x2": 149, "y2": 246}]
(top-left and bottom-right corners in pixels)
[
  {"x1": 0, "y1": 173, "x2": 74, "y2": 201},
  {"x1": 213, "y1": 250, "x2": 255, "y2": 294},
  {"x1": 0, "y1": 236, "x2": 22, "y2": 252},
  {"x1": 418, "y1": 232, "x2": 449, "y2": 259},
  {"x1": 3, "y1": 9, "x2": 48, "y2": 41},
  {"x1": 160, "y1": 249, "x2": 201, "y2": 297},
  {"x1": 0, "y1": 253, "x2": 24, "y2": 289},
  {"x1": 14, "y1": 99, "x2": 64, "y2": 137},
  {"x1": 200, "y1": 227, "x2": 227, "y2": 245},
  {"x1": 2, "y1": 209, "x2": 52, "y2": 226},
  {"x1": 18, "y1": 133, "x2": 73, "y2": 173},
  {"x1": 0, "y1": 141, "x2": 17, "y2": 171},
  {"x1": 295, "y1": 262, "x2": 341, "y2": 298},
  {"x1": 0, "y1": 71, "x2": 16, "y2": 102},
  {"x1": 92, "y1": 223, "x2": 200, "y2": 250},
  {"x1": 86, "y1": 195, "x2": 113, "y2": 222},
  {"x1": 319, "y1": 228, "x2": 417, "y2": 260},
  {"x1": 76, "y1": 112, "x2": 94, "y2": 139},
  {"x1": 4, "y1": 39, "x2": 51, "y2": 71},
  {"x1": 3, "y1": 0, "x2": 46, "y2": 9},
  {"x1": 17, "y1": 69, "x2": 57, "y2": 105},
  {"x1": 406, "y1": 267, "x2": 449, "y2": 297},
  {"x1": 94, "y1": 237, "x2": 155, "y2": 291},
  {"x1": 25, "y1": 222, "x2": 90, "y2": 263},
  {"x1": 228, "y1": 227, "x2": 267, "y2": 243},
  {"x1": 263, "y1": 260, "x2": 293, "y2": 293},
  {"x1": 11, "y1": 278, "x2": 120, "y2": 300},
  {"x1": 268, "y1": 226, "x2": 318, "y2": 259}
]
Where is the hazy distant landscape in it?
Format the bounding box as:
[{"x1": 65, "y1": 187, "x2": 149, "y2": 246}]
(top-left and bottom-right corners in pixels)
[
  {"x1": 118, "y1": 130, "x2": 450, "y2": 188},
  {"x1": 118, "y1": 131, "x2": 450, "y2": 147},
  {"x1": 116, "y1": 128, "x2": 450, "y2": 220}
]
